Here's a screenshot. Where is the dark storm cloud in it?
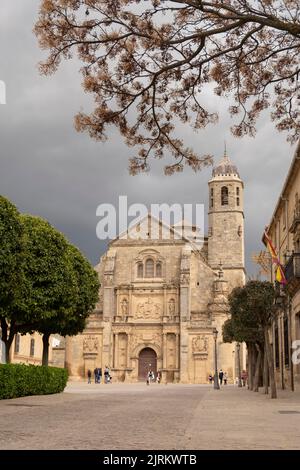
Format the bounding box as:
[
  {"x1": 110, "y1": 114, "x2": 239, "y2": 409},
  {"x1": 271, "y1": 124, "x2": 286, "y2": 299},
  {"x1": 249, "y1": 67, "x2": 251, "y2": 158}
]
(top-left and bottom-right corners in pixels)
[{"x1": 0, "y1": 1, "x2": 296, "y2": 274}]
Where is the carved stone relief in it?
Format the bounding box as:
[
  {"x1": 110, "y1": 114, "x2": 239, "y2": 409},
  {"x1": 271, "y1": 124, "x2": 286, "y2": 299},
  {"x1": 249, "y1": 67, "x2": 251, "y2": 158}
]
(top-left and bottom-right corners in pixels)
[
  {"x1": 104, "y1": 274, "x2": 114, "y2": 286},
  {"x1": 168, "y1": 298, "x2": 176, "y2": 316},
  {"x1": 192, "y1": 335, "x2": 208, "y2": 354},
  {"x1": 135, "y1": 297, "x2": 162, "y2": 320},
  {"x1": 130, "y1": 331, "x2": 162, "y2": 353},
  {"x1": 180, "y1": 273, "x2": 190, "y2": 285},
  {"x1": 83, "y1": 335, "x2": 99, "y2": 354},
  {"x1": 121, "y1": 298, "x2": 128, "y2": 316}
]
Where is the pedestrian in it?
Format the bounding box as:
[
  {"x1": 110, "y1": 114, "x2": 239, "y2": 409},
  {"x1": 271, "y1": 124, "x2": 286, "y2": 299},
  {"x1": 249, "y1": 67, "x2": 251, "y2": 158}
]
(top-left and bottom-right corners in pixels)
[
  {"x1": 146, "y1": 370, "x2": 152, "y2": 385},
  {"x1": 94, "y1": 367, "x2": 98, "y2": 384},
  {"x1": 104, "y1": 366, "x2": 110, "y2": 384},
  {"x1": 208, "y1": 374, "x2": 213, "y2": 384},
  {"x1": 156, "y1": 371, "x2": 161, "y2": 383},
  {"x1": 219, "y1": 369, "x2": 224, "y2": 385},
  {"x1": 241, "y1": 370, "x2": 247, "y2": 387},
  {"x1": 87, "y1": 369, "x2": 92, "y2": 384},
  {"x1": 224, "y1": 371, "x2": 228, "y2": 385}
]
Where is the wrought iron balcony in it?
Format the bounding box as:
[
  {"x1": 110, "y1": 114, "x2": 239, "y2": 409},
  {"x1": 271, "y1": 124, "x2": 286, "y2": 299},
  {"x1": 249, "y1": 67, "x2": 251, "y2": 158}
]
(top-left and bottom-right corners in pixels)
[{"x1": 284, "y1": 253, "x2": 300, "y2": 286}]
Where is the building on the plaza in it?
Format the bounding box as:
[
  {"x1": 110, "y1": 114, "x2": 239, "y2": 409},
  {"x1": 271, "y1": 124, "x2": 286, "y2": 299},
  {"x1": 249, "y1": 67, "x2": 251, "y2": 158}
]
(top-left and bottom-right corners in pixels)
[
  {"x1": 0, "y1": 332, "x2": 58, "y2": 365},
  {"x1": 64, "y1": 153, "x2": 246, "y2": 383},
  {"x1": 263, "y1": 141, "x2": 300, "y2": 390}
]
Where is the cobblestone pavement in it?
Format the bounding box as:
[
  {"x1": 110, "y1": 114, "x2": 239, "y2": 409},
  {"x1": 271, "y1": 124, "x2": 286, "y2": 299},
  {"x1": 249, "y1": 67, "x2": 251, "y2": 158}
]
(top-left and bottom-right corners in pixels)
[{"x1": 0, "y1": 383, "x2": 300, "y2": 450}]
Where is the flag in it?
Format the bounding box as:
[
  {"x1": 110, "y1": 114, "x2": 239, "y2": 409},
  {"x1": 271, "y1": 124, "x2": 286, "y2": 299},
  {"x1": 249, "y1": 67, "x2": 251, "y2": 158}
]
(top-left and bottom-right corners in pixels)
[{"x1": 263, "y1": 230, "x2": 287, "y2": 285}]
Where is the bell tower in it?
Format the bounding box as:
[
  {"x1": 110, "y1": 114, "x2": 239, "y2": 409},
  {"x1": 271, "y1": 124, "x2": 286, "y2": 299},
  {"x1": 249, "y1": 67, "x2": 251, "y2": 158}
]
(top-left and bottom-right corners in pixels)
[{"x1": 208, "y1": 151, "x2": 245, "y2": 288}]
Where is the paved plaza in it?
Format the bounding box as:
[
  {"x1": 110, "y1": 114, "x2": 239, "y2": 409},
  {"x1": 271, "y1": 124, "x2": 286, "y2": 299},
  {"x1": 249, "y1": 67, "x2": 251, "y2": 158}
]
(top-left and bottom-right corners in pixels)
[{"x1": 0, "y1": 382, "x2": 300, "y2": 450}]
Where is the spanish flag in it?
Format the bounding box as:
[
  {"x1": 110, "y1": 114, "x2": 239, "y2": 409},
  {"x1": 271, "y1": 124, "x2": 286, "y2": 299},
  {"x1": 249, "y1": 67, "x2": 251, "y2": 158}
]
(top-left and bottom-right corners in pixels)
[{"x1": 263, "y1": 230, "x2": 287, "y2": 285}]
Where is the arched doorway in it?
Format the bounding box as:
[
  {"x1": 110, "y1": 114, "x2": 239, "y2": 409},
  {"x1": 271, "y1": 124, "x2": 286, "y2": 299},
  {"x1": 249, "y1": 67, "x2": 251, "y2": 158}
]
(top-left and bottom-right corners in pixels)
[{"x1": 138, "y1": 347, "x2": 157, "y2": 380}]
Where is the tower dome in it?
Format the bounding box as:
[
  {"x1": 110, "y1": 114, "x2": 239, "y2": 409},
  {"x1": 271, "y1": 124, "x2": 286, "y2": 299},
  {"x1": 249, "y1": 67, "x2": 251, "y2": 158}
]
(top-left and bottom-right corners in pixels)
[{"x1": 212, "y1": 153, "x2": 240, "y2": 178}]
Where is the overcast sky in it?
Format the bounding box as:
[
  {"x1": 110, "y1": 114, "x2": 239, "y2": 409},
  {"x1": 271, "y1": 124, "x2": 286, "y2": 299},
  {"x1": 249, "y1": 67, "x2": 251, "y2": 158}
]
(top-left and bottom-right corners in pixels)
[{"x1": 0, "y1": 1, "x2": 296, "y2": 276}]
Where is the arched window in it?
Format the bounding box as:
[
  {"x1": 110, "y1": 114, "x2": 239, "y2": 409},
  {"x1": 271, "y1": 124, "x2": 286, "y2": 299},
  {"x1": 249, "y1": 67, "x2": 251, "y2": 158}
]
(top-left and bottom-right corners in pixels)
[
  {"x1": 210, "y1": 188, "x2": 214, "y2": 208},
  {"x1": 156, "y1": 262, "x2": 162, "y2": 277},
  {"x1": 30, "y1": 338, "x2": 35, "y2": 357},
  {"x1": 137, "y1": 262, "x2": 143, "y2": 278},
  {"x1": 221, "y1": 186, "x2": 229, "y2": 205},
  {"x1": 145, "y1": 258, "x2": 154, "y2": 277}
]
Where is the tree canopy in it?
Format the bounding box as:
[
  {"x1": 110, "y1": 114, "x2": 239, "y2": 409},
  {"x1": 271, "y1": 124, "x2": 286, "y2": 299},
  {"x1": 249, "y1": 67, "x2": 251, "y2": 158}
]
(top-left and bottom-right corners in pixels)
[
  {"x1": 35, "y1": 0, "x2": 300, "y2": 174},
  {"x1": 223, "y1": 280, "x2": 277, "y2": 396},
  {"x1": 0, "y1": 196, "x2": 25, "y2": 361},
  {"x1": 18, "y1": 215, "x2": 100, "y2": 365},
  {"x1": 0, "y1": 199, "x2": 100, "y2": 364}
]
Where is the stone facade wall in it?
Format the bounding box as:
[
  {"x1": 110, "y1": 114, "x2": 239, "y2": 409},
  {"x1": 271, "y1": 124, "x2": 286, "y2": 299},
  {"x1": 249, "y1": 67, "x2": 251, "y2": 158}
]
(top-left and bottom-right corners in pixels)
[{"x1": 65, "y1": 157, "x2": 245, "y2": 384}]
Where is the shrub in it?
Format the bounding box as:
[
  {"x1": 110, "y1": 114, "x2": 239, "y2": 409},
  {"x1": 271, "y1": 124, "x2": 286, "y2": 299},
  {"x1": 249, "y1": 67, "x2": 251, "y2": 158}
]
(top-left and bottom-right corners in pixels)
[{"x1": 0, "y1": 364, "x2": 68, "y2": 399}]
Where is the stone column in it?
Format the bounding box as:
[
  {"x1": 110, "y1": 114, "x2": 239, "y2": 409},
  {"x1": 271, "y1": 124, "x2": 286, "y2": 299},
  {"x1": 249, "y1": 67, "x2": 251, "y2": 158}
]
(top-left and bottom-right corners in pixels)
[
  {"x1": 175, "y1": 333, "x2": 180, "y2": 369},
  {"x1": 115, "y1": 333, "x2": 119, "y2": 368},
  {"x1": 116, "y1": 290, "x2": 120, "y2": 320},
  {"x1": 128, "y1": 287, "x2": 133, "y2": 321},
  {"x1": 126, "y1": 333, "x2": 131, "y2": 368},
  {"x1": 163, "y1": 285, "x2": 167, "y2": 321},
  {"x1": 163, "y1": 333, "x2": 167, "y2": 368}
]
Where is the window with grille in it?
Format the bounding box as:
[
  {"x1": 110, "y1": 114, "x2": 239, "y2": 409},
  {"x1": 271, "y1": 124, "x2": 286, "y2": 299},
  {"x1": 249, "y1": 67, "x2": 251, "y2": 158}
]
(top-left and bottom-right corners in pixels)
[
  {"x1": 156, "y1": 262, "x2": 162, "y2": 277},
  {"x1": 236, "y1": 187, "x2": 240, "y2": 206},
  {"x1": 30, "y1": 338, "x2": 35, "y2": 357},
  {"x1": 145, "y1": 258, "x2": 154, "y2": 277},
  {"x1": 221, "y1": 186, "x2": 229, "y2": 205},
  {"x1": 274, "y1": 322, "x2": 280, "y2": 369},
  {"x1": 137, "y1": 262, "x2": 143, "y2": 278},
  {"x1": 283, "y1": 315, "x2": 289, "y2": 366},
  {"x1": 14, "y1": 334, "x2": 20, "y2": 354},
  {"x1": 210, "y1": 188, "x2": 214, "y2": 208}
]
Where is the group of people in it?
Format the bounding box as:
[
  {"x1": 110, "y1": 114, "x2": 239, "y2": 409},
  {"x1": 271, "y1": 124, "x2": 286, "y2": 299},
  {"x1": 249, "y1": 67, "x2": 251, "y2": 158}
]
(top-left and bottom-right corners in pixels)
[
  {"x1": 208, "y1": 369, "x2": 248, "y2": 386},
  {"x1": 208, "y1": 369, "x2": 228, "y2": 385},
  {"x1": 146, "y1": 370, "x2": 161, "y2": 385},
  {"x1": 87, "y1": 366, "x2": 112, "y2": 384}
]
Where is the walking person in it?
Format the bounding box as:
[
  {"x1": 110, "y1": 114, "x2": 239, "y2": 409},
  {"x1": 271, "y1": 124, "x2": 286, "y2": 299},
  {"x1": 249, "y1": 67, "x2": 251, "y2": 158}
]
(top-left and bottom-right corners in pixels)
[
  {"x1": 223, "y1": 371, "x2": 228, "y2": 385},
  {"x1": 94, "y1": 367, "x2": 98, "y2": 384},
  {"x1": 146, "y1": 370, "x2": 152, "y2": 385},
  {"x1": 98, "y1": 367, "x2": 102, "y2": 384},
  {"x1": 104, "y1": 366, "x2": 109, "y2": 384},
  {"x1": 241, "y1": 370, "x2": 247, "y2": 387},
  {"x1": 219, "y1": 369, "x2": 224, "y2": 385},
  {"x1": 87, "y1": 369, "x2": 92, "y2": 384},
  {"x1": 208, "y1": 374, "x2": 213, "y2": 385}
]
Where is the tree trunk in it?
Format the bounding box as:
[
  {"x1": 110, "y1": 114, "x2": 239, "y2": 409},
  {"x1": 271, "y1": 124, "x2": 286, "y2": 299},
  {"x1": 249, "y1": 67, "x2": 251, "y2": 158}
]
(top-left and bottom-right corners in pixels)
[
  {"x1": 253, "y1": 344, "x2": 262, "y2": 392},
  {"x1": 42, "y1": 333, "x2": 50, "y2": 366},
  {"x1": 263, "y1": 347, "x2": 269, "y2": 394},
  {"x1": 264, "y1": 327, "x2": 277, "y2": 399},
  {"x1": 248, "y1": 343, "x2": 254, "y2": 391},
  {"x1": 1, "y1": 318, "x2": 15, "y2": 364}
]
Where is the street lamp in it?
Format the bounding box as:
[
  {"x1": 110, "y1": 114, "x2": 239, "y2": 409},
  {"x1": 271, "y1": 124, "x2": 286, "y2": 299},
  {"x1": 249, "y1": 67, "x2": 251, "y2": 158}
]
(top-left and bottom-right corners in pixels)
[
  {"x1": 236, "y1": 342, "x2": 242, "y2": 387},
  {"x1": 213, "y1": 328, "x2": 220, "y2": 390}
]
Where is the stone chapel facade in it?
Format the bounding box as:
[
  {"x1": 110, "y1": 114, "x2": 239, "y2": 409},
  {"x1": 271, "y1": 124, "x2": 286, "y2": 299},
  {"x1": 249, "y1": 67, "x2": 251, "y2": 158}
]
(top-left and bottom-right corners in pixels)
[{"x1": 64, "y1": 154, "x2": 245, "y2": 383}]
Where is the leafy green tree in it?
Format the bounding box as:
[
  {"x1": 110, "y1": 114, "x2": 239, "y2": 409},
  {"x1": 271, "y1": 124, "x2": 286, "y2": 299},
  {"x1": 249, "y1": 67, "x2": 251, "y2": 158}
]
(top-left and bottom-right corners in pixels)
[
  {"x1": 17, "y1": 215, "x2": 78, "y2": 365},
  {"x1": 224, "y1": 281, "x2": 276, "y2": 397},
  {"x1": 0, "y1": 196, "x2": 25, "y2": 362},
  {"x1": 1, "y1": 202, "x2": 100, "y2": 367},
  {"x1": 35, "y1": 244, "x2": 99, "y2": 365}
]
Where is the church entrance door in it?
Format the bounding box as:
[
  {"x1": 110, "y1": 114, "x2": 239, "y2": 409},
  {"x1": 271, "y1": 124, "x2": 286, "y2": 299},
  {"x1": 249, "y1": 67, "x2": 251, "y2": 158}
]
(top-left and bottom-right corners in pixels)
[{"x1": 138, "y1": 348, "x2": 157, "y2": 381}]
